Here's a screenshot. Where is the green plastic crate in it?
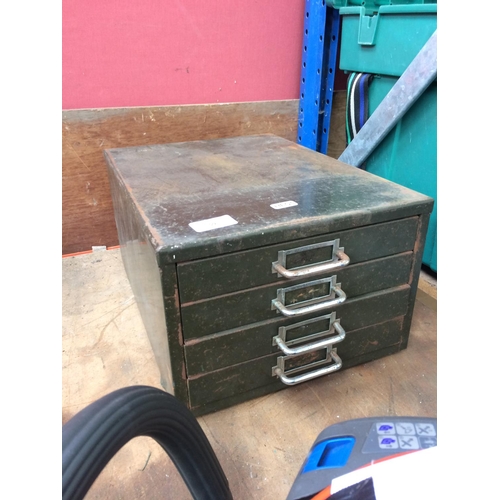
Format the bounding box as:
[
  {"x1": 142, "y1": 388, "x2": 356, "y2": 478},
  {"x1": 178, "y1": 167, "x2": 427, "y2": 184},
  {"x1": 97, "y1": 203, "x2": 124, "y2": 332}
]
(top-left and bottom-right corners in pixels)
[
  {"x1": 335, "y1": 1, "x2": 437, "y2": 271},
  {"x1": 367, "y1": 77, "x2": 437, "y2": 271},
  {"x1": 337, "y1": 4, "x2": 437, "y2": 76}
]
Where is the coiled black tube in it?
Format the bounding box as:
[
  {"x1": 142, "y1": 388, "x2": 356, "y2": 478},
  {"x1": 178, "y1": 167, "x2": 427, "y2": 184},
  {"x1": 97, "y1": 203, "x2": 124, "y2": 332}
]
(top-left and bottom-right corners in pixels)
[{"x1": 62, "y1": 385, "x2": 233, "y2": 500}]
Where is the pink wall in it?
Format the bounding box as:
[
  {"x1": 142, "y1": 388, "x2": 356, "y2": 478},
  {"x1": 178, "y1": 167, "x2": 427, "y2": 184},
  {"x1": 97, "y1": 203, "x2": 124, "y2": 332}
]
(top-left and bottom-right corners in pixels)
[{"x1": 63, "y1": 0, "x2": 307, "y2": 110}]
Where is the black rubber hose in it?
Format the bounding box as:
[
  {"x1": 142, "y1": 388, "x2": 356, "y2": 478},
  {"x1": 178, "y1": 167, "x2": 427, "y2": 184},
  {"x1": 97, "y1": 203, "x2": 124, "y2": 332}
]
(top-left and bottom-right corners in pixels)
[{"x1": 62, "y1": 385, "x2": 233, "y2": 500}]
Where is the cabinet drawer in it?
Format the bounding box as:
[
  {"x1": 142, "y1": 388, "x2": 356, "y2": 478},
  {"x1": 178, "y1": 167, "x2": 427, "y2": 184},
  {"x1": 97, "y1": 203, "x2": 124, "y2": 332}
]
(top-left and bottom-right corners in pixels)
[
  {"x1": 177, "y1": 217, "x2": 418, "y2": 302},
  {"x1": 187, "y1": 317, "x2": 405, "y2": 408},
  {"x1": 181, "y1": 252, "x2": 413, "y2": 339},
  {"x1": 184, "y1": 285, "x2": 410, "y2": 375}
]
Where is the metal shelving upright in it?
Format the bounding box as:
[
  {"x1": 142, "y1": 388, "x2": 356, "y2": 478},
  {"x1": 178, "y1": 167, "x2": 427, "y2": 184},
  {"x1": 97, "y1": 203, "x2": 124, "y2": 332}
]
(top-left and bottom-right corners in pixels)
[{"x1": 297, "y1": 0, "x2": 340, "y2": 154}]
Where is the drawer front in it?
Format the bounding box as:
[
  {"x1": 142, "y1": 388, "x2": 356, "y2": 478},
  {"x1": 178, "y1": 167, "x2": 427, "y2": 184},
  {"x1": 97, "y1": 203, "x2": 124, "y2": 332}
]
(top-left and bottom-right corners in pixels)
[
  {"x1": 187, "y1": 318, "x2": 405, "y2": 408},
  {"x1": 184, "y1": 285, "x2": 410, "y2": 375},
  {"x1": 181, "y1": 252, "x2": 412, "y2": 339},
  {"x1": 177, "y1": 218, "x2": 418, "y2": 302}
]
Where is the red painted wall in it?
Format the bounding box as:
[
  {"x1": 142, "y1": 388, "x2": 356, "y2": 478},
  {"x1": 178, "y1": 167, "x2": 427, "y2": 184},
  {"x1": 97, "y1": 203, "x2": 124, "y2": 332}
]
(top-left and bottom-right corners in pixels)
[{"x1": 63, "y1": 0, "x2": 307, "y2": 110}]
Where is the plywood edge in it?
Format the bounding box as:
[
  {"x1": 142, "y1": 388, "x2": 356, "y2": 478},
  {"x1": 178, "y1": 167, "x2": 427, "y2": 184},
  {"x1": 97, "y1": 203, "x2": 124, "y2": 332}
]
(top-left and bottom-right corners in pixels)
[
  {"x1": 62, "y1": 99, "x2": 300, "y2": 121},
  {"x1": 417, "y1": 270, "x2": 437, "y2": 310}
]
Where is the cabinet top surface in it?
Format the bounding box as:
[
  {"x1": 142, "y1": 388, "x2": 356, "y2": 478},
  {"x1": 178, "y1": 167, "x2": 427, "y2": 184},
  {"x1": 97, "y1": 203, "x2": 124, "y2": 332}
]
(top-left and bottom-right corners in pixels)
[{"x1": 104, "y1": 135, "x2": 433, "y2": 262}]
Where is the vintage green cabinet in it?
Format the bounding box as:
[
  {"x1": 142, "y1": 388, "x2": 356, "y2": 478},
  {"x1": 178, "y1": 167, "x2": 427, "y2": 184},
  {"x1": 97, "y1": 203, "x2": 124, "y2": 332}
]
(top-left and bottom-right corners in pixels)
[{"x1": 104, "y1": 135, "x2": 433, "y2": 416}]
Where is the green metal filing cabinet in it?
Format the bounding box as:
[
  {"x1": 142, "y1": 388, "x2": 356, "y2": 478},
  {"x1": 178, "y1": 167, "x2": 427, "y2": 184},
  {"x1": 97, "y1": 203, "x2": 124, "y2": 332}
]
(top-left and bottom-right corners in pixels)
[{"x1": 105, "y1": 135, "x2": 433, "y2": 416}]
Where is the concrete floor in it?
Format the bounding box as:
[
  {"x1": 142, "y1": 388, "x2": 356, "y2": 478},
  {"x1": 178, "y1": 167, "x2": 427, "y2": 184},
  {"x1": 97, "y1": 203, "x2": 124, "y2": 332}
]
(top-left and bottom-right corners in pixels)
[{"x1": 62, "y1": 248, "x2": 437, "y2": 499}]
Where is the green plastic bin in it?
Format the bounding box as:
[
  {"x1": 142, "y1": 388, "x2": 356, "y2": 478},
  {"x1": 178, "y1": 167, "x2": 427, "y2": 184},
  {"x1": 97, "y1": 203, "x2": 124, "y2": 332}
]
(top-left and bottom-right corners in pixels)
[{"x1": 334, "y1": 1, "x2": 437, "y2": 272}]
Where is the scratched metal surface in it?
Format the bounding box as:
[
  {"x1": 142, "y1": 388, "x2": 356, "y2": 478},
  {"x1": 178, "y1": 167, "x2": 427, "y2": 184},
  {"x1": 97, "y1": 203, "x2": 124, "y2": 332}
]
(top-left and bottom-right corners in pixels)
[{"x1": 104, "y1": 135, "x2": 433, "y2": 263}]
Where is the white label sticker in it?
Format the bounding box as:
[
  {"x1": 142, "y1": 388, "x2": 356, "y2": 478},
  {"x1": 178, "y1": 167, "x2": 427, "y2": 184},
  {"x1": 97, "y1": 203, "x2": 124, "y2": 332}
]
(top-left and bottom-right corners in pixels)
[
  {"x1": 270, "y1": 200, "x2": 298, "y2": 210},
  {"x1": 188, "y1": 215, "x2": 238, "y2": 233}
]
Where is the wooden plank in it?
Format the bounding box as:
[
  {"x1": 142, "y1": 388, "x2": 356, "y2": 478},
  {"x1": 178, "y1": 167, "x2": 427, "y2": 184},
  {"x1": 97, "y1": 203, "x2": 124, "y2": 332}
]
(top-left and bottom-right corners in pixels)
[
  {"x1": 327, "y1": 90, "x2": 348, "y2": 159},
  {"x1": 184, "y1": 285, "x2": 410, "y2": 375},
  {"x1": 417, "y1": 269, "x2": 437, "y2": 311},
  {"x1": 177, "y1": 217, "x2": 418, "y2": 302},
  {"x1": 62, "y1": 100, "x2": 300, "y2": 255},
  {"x1": 62, "y1": 137, "x2": 117, "y2": 253},
  {"x1": 180, "y1": 252, "x2": 413, "y2": 339}
]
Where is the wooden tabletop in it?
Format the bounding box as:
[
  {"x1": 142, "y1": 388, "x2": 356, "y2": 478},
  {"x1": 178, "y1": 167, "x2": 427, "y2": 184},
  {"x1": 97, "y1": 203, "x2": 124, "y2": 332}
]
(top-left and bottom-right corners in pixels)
[{"x1": 62, "y1": 248, "x2": 436, "y2": 499}]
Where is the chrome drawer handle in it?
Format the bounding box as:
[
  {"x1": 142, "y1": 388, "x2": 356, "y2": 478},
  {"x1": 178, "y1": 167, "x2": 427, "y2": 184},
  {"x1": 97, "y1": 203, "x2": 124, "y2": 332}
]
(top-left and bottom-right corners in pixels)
[
  {"x1": 273, "y1": 319, "x2": 345, "y2": 356},
  {"x1": 272, "y1": 349, "x2": 342, "y2": 386},
  {"x1": 271, "y1": 282, "x2": 346, "y2": 318},
  {"x1": 272, "y1": 239, "x2": 350, "y2": 279}
]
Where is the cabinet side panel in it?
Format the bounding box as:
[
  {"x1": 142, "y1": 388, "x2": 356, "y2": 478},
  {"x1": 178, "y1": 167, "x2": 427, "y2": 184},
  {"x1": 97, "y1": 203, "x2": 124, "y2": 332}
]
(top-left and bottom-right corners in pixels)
[
  {"x1": 160, "y1": 262, "x2": 189, "y2": 404},
  {"x1": 401, "y1": 212, "x2": 431, "y2": 348},
  {"x1": 106, "y1": 162, "x2": 175, "y2": 395}
]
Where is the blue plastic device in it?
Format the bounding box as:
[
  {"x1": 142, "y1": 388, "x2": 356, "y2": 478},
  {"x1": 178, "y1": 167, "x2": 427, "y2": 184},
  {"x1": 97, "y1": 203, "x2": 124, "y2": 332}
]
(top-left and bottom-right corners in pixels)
[{"x1": 287, "y1": 416, "x2": 437, "y2": 500}]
